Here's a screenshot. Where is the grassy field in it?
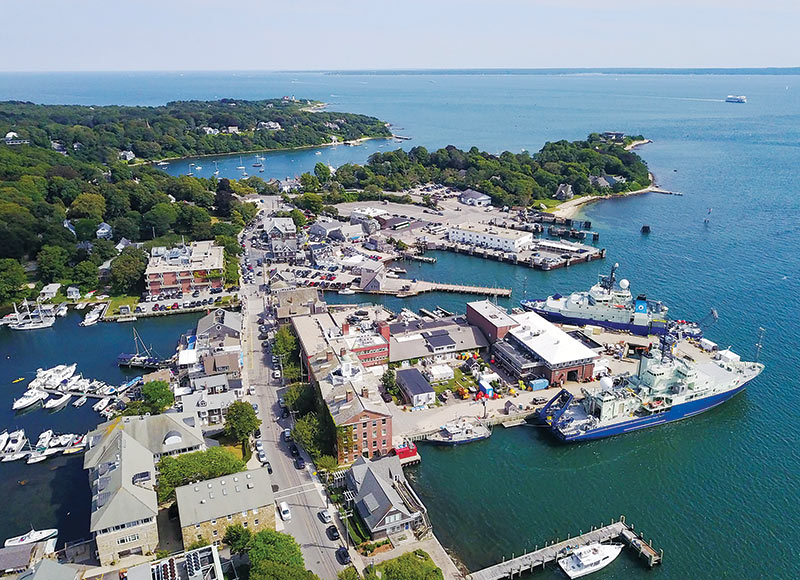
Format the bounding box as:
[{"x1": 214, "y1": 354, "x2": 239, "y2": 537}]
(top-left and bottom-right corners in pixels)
[
  {"x1": 213, "y1": 433, "x2": 249, "y2": 461},
  {"x1": 439, "y1": 367, "x2": 478, "y2": 395},
  {"x1": 107, "y1": 294, "x2": 140, "y2": 315}
]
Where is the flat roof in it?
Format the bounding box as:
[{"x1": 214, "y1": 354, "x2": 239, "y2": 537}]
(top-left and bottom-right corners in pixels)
[
  {"x1": 509, "y1": 311, "x2": 599, "y2": 366},
  {"x1": 176, "y1": 468, "x2": 272, "y2": 526},
  {"x1": 449, "y1": 222, "x2": 531, "y2": 241},
  {"x1": 467, "y1": 300, "x2": 518, "y2": 328}
]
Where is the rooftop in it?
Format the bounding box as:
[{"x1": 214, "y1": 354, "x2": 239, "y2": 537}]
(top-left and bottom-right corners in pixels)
[
  {"x1": 467, "y1": 300, "x2": 518, "y2": 328},
  {"x1": 396, "y1": 368, "x2": 434, "y2": 396},
  {"x1": 508, "y1": 311, "x2": 599, "y2": 366},
  {"x1": 449, "y1": 222, "x2": 531, "y2": 241},
  {"x1": 145, "y1": 241, "x2": 224, "y2": 275},
  {"x1": 175, "y1": 468, "x2": 272, "y2": 526}
]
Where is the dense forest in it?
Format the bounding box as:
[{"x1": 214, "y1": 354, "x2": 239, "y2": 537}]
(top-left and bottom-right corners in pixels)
[
  {"x1": 0, "y1": 98, "x2": 391, "y2": 163},
  {"x1": 322, "y1": 133, "x2": 651, "y2": 207}
]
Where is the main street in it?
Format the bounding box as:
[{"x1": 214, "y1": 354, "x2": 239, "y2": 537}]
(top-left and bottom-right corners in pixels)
[{"x1": 238, "y1": 224, "x2": 348, "y2": 580}]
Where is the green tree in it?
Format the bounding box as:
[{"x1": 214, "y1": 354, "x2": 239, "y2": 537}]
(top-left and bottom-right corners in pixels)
[
  {"x1": 338, "y1": 568, "x2": 360, "y2": 580},
  {"x1": 224, "y1": 400, "x2": 261, "y2": 444},
  {"x1": 143, "y1": 202, "x2": 178, "y2": 237},
  {"x1": 289, "y1": 209, "x2": 307, "y2": 228},
  {"x1": 112, "y1": 216, "x2": 140, "y2": 241},
  {"x1": 222, "y1": 524, "x2": 252, "y2": 555},
  {"x1": 315, "y1": 455, "x2": 339, "y2": 473},
  {"x1": 37, "y1": 245, "x2": 70, "y2": 283},
  {"x1": 0, "y1": 259, "x2": 28, "y2": 305},
  {"x1": 381, "y1": 369, "x2": 398, "y2": 398},
  {"x1": 156, "y1": 447, "x2": 246, "y2": 502},
  {"x1": 299, "y1": 173, "x2": 321, "y2": 193},
  {"x1": 69, "y1": 193, "x2": 106, "y2": 221},
  {"x1": 379, "y1": 550, "x2": 444, "y2": 580},
  {"x1": 215, "y1": 180, "x2": 235, "y2": 217},
  {"x1": 314, "y1": 162, "x2": 331, "y2": 184},
  {"x1": 284, "y1": 383, "x2": 315, "y2": 416},
  {"x1": 141, "y1": 380, "x2": 174, "y2": 413},
  {"x1": 91, "y1": 239, "x2": 118, "y2": 262},
  {"x1": 109, "y1": 247, "x2": 147, "y2": 294},
  {"x1": 72, "y1": 260, "x2": 99, "y2": 291},
  {"x1": 273, "y1": 325, "x2": 299, "y2": 361},
  {"x1": 186, "y1": 538, "x2": 210, "y2": 551},
  {"x1": 250, "y1": 561, "x2": 319, "y2": 580},
  {"x1": 74, "y1": 217, "x2": 100, "y2": 241},
  {"x1": 248, "y1": 529, "x2": 305, "y2": 570}
]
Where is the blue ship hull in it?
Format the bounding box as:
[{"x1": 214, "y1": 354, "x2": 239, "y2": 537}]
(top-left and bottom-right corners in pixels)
[
  {"x1": 547, "y1": 383, "x2": 749, "y2": 442},
  {"x1": 522, "y1": 303, "x2": 667, "y2": 337}
]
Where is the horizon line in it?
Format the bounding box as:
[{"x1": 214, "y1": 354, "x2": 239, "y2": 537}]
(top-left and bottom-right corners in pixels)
[{"x1": 1, "y1": 66, "x2": 800, "y2": 75}]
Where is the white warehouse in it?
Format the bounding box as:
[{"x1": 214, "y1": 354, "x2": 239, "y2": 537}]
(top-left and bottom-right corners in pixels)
[{"x1": 447, "y1": 222, "x2": 533, "y2": 253}]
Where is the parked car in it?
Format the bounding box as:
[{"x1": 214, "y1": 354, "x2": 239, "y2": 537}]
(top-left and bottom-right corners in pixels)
[
  {"x1": 257, "y1": 449, "x2": 267, "y2": 463},
  {"x1": 326, "y1": 525, "x2": 340, "y2": 540},
  {"x1": 294, "y1": 456, "x2": 305, "y2": 470},
  {"x1": 289, "y1": 443, "x2": 299, "y2": 457},
  {"x1": 284, "y1": 429, "x2": 292, "y2": 442},
  {"x1": 319, "y1": 509, "x2": 332, "y2": 524},
  {"x1": 265, "y1": 461, "x2": 272, "y2": 474},
  {"x1": 279, "y1": 501, "x2": 292, "y2": 521},
  {"x1": 336, "y1": 547, "x2": 351, "y2": 565},
  {"x1": 251, "y1": 403, "x2": 259, "y2": 412}
]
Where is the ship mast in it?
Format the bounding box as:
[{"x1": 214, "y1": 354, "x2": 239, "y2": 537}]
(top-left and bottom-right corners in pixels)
[{"x1": 755, "y1": 327, "x2": 765, "y2": 363}]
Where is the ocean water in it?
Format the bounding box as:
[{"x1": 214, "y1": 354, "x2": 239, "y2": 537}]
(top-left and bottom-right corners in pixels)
[{"x1": 0, "y1": 71, "x2": 798, "y2": 578}]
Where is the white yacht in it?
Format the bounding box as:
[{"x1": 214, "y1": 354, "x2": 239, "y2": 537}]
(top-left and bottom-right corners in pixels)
[
  {"x1": 73, "y1": 395, "x2": 88, "y2": 407},
  {"x1": 4, "y1": 528, "x2": 58, "y2": 548},
  {"x1": 337, "y1": 288, "x2": 356, "y2": 295},
  {"x1": 725, "y1": 95, "x2": 747, "y2": 103},
  {"x1": 44, "y1": 392, "x2": 71, "y2": 409},
  {"x1": 8, "y1": 300, "x2": 56, "y2": 331},
  {"x1": 93, "y1": 397, "x2": 111, "y2": 412},
  {"x1": 557, "y1": 542, "x2": 623, "y2": 579},
  {"x1": 12, "y1": 390, "x2": 49, "y2": 411},
  {"x1": 56, "y1": 304, "x2": 68, "y2": 317},
  {"x1": 3, "y1": 430, "x2": 26, "y2": 455},
  {"x1": 0, "y1": 430, "x2": 8, "y2": 453},
  {"x1": 80, "y1": 304, "x2": 104, "y2": 327},
  {"x1": 34, "y1": 430, "x2": 53, "y2": 451}
]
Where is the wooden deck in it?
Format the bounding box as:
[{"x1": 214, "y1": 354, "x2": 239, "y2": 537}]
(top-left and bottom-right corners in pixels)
[{"x1": 468, "y1": 516, "x2": 662, "y2": 580}]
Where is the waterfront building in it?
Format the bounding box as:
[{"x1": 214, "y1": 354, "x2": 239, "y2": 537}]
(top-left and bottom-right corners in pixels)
[
  {"x1": 179, "y1": 374, "x2": 240, "y2": 427},
  {"x1": 458, "y1": 189, "x2": 492, "y2": 206},
  {"x1": 350, "y1": 206, "x2": 389, "y2": 222},
  {"x1": 396, "y1": 368, "x2": 436, "y2": 407},
  {"x1": 279, "y1": 177, "x2": 302, "y2": 193},
  {"x1": 144, "y1": 241, "x2": 224, "y2": 296},
  {"x1": 175, "y1": 469, "x2": 274, "y2": 548},
  {"x1": 554, "y1": 183, "x2": 574, "y2": 201},
  {"x1": 492, "y1": 311, "x2": 599, "y2": 384},
  {"x1": 17, "y1": 558, "x2": 78, "y2": 580},
  {"x1": 197, "y1": 309, "x2": 242, "y2": 344},
  {"x1": 466, "y1": 300, "x2": 519, "y2": 343},
  {"x1": 39, "y1": 283, "x2": 61, "y2": 301},
  {"x1": 83, "y1": 414, "x2": 206, "y2": 564},
  {"x1": 66, "y1": 286, "x2": 81, "y2": 300},
  {"x1": 447, "y1": 222, "x2": 533, "y2": 252},
  {"x1": 346, "y1": 455, "x2": 428, "y2": 539},
  {"x1": 0, "y1": 543, "x2": 57, "y2": 576},
  {"x1": 273, "y1": 287, "x2": 326, "y2": 321},
  {"x1": 386, "y1": 316, "x2": 488, "y2": 363}
]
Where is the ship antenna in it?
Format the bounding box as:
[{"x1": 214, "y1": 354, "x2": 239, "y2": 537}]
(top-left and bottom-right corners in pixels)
[
  {"x1": 659, "y1": 333, "x2": 676, "y2": 362},
  {"x1": 755, "y1": 327, "x2": 765, "y2": 363}
]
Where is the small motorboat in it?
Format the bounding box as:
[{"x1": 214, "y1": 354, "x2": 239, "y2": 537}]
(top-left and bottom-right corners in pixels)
[
  {"x1": 557, "y1": 542, "x2": 624, "y2": 579},
  {"x1": 4, "y1": 527, "x2": 58, "y2": 547},
  {"x1": 73, "y1": 395, "x2": 88, "y2": 407},
  {"x1": 93, "y1": 397, "x2": 110, "y2": 412},
  {"x1": 44, "y1": 392, "x2": 71, "y2": 409}
]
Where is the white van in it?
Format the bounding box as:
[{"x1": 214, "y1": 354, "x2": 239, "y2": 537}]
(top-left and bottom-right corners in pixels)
[{"x1": 279, "y1": 501, "x2": 292, "y2": 521}]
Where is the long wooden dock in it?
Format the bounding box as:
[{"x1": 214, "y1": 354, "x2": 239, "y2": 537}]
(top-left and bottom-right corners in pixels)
[
  {"x1": 400, "y1": 280, "x2": 512, "y2": 297},
  {"x1": 468, "y1": 516, "x2": 662, "y2": 580}
]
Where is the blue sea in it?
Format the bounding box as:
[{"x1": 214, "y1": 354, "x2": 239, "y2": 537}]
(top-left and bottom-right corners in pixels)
[{"x1": 0, "y1": 71, "x2": 798, "y2": 578}]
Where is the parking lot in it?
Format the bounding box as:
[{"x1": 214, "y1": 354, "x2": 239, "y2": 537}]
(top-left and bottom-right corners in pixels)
[{"x1": 136, "y1": 287, "x2": 236, "y2": 314}]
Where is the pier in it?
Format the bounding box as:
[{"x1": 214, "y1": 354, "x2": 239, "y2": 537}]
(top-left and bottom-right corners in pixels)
[
  {"x1": 396, "y1": 280, "x2": 512, "y2": 298},
  {"x1": 468, "y1": 516, "x2": 662, "y2": 580}
]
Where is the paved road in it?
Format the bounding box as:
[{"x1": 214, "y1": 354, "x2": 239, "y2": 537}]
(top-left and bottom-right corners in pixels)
[{"x1": 238, "y1": 232, "x2": 349, "y2": 580}]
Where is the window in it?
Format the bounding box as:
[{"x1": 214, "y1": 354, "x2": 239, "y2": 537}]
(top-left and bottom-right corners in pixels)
[
  {"x1": 243, "y1": 522, "x2": 248, "y2": 528},
  {"x1": 254, "y1": 519, "x2": 259, "y2": 526},
  {"x1": 195, "y1": 524, "x2": 200, "y2": 529},
  {"x1": 382, "y1": 439, "x2": 387, "y2": 446},
  {"x1": 212, "y1": 530, "x2": 218, "y2": 537},
  {"x1": 241, "y1": 511, "x2": 247, "y2": 517},
  {"x1": 372, "y1": 440, "x2": 377, "y2": 447},
  {"x1": 382, "y1": 419, "x2": 387, "y2": 425},
  {"x1": 382, "y1": 429, "x2": 386, "y2": 436},
  {"x1": 117, "y1": 533, "x2": 140, "y2": 545},
  {"x1": 197, "y1": 534, "x2": 202, "y2": 540},
  {"x1": 211, "y1": 519, "x2": 217, "y2": 525},
  {"x1": 372, "y1": 421, "x2": 377, "y2": 427},
  {"x1": 227, "y1": 515, "x2": 233, "y2": 521},
  {"x1": 252, "y1": 508, "x2": 258, "y2": 514},
  {"x1": 362, "y1": 432, "x2": 367, "y2": 439}
]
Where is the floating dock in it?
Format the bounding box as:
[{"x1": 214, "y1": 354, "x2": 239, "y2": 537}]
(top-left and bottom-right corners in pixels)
[
  {"x1": 396, "y1": 280, "x2": 512, "y2": 298},
  {"x1": 468, "y1": 516, "x2": 662, "y2": 580}
]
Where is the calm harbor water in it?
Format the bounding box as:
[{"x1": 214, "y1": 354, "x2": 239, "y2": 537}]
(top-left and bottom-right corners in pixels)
[{"x1": 1, "y1": 71, "x2": 798, "y2": 577}]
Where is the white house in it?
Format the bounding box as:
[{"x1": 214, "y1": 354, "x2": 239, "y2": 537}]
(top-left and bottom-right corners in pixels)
[
  {"x1": 96, "y1": 222, "x2": 113, "y2": 239},
  {"x1": 39, "y1": 283, "x2": 61, "y2": 300},
  {"x1": 448, "y1": 222, "x2": 533, "y2": 253},
  {"x1": 396, "y1": 368, "x2": 436, "y2": 407},
  {"x1": 459, "y1": 189, "x2": 492, "y2": 206},
  {"x1": 66, "y1": 286, "x2": 81, "y2": 300}
]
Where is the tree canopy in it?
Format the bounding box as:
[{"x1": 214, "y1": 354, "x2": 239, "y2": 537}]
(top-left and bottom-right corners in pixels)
[
  {"x1": 247, "y1": 529, "x2": 306, "y2": 570},
  {"x1": 224, "y1": 400, "x2": 261, "y2": 443},
  {"x1": 0, "y1": 259, "x2": 27, "y2": 304},
  {"x1": 156, "y1": 447, "x2": 246, "y2": 502}
]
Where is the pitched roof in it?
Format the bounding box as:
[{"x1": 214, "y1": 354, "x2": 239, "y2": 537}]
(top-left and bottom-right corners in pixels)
[
  {"x1": 196, "y1": 309, "x2": 241, "y2": 337},
  {"x1": 17, "y1": 558, "x2": 78, "y2": 580},
  {"x1": 396, "y1": 368, "x2": 434, "y2": 396},
  {"x1": 459, "y1": 188, "x2": 491, "y2": 201},
  {"x1": 350, "y1": 455, "x2": 413, "y2": 532},
  {"x1": 176, "y1": 468, "x2": 273, "y2": 526}
]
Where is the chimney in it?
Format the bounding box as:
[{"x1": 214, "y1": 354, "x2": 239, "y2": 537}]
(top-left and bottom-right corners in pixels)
[
  {"x1": 346, "y1": 389, "x2": 354, "y2": 402},
  {"x1": 342, "y1": 322, "x2": 350, "y2": 335},
  {"x1": 326, "y1": 350, "x2": 333, "y2": 361},
  {"x1": 361, "y1": 386, "x2": 369, "y2": 398},
  {"x1": 340, "y1": 348, "x2": 346, "y2": 357}
]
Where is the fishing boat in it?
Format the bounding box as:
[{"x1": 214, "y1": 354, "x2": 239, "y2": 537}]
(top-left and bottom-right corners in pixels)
[
  {"x1": 195, "y1": 164, "x2": 202, "y2": 170},
  {"x1": 43, "y1": 392, "x2": 71, "y2": 409},
  {"x1": 213, "y1": 161, "x2": 219, "y2": 176},
  {"x1": 4, "y1": 528, "x2": 58, "y2": 548},
  {"x1": 425, "y1": 419, "x2": 492, "y2": 446},
  {"x1": 725, "y1": 95, "x2": 747, "y2": 103},
  {"x1": 73, "y1": 395, "x2": 88, "y2": 407},
  {"x1": 557, "y1": 542, "x2": 624, "y2": 578},
  {"x1": 157, "y1": 161, "x2": 169, "y2": 167},
  {"x1": 12, "y1": 390, "x2": 49, "y2": 411},
  {"x1": 26, "y1": 452, "x2": 48, "y2": 464},
  {"x1": 93, "y1": 397, "x2": 111, "y2": 412}
]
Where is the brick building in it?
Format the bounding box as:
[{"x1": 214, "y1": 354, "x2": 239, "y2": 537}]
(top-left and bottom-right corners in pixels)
[{"x1": 145, "y1": 241, "x2": 224, "y2": 296}]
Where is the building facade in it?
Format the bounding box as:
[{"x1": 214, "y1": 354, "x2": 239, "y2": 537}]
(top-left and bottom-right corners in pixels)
[
  {"x1": 145, "y1": 241, "x2": 224, "y2": 296},
  {"x1": 448, "y1": 222, "x2": 533, "y2": 252}
]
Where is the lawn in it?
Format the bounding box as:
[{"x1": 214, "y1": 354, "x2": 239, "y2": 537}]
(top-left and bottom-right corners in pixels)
[
  {"x1": 107, "y1": 294, "x2": 140, "y2": 315},
  {"x1": 212, "y1": 433, "x2": 249, "y2": 461},
  {"x1": 441, "y1": 367, "x2": 477, "y2": 395}
]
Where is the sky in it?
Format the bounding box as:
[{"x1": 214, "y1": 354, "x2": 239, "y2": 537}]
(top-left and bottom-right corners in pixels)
[{"x1": 1, "y1": 0, "x2": 798, "y2": 72}]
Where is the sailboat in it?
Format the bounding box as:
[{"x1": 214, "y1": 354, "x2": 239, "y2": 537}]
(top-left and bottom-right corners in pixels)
[
  {"x1": 9, "y1": 300, "x2": 55, "y2": 331},
  {"x1": 213, "y1": 161, "x2": 220, "y2": 176},
  {"x1": 252, "y1": 155, "x2": 263, "y2": 168},
  {"x1": 187, "y1": 163, "x2": 194, "y2": 176},
  {"x1": 236, "y1": 156, "x2": 245, "y2": 170}
]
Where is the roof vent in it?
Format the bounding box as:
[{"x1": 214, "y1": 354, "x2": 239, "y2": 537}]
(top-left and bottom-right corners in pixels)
[
  {"x1": 233, "y1": 477, "x2": 239, "y2": 482},
  {"x1": 194, "y1": 487, "x2": 199, "y2": 492},
  {"x1": 207, "y1": 483, "x2": 212, "y2": 488},
  {"x1": 200, "y1": 499, "x2": 206, "y2": 504},
  {"x1": 247, "y1": 483, "x2": 254, "y2": 489}
]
